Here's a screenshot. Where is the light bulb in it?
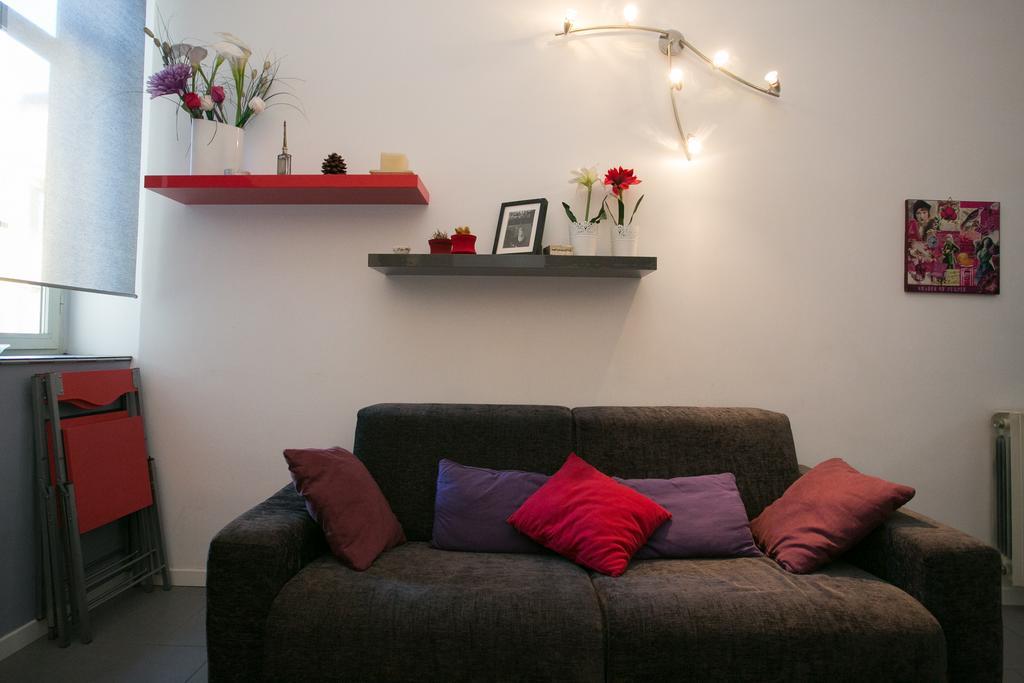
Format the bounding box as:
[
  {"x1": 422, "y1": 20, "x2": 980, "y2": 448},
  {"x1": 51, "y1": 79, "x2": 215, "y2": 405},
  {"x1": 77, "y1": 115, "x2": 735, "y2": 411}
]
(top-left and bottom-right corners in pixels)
[
  {"x1": 563, "y1": 8, "x2": 577, "y2": 33},
  {"x1": 623, "y1": 4, "x2": 639, "y2": 23},
  {"x1": 712, "y1": 50, "x2": 730, "y2": 68},
  {"x1": 669, "y1": 68, "x2": 683, "y2": 88},
  {"x1": 686, "y1": 135, "x2": 702, "y2": 156},
  {"x1": 764, "y1": 70, "x2": 779, "y2": 86}
]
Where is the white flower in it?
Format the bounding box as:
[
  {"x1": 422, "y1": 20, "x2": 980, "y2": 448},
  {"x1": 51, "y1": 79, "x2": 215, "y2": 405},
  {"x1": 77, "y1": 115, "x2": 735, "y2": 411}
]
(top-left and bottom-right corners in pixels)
[
  {"x1": 199, "y1": 95, "x2": 214, "y2": 111},
  {"x1": 215, "y1": 32, "x2": 252, "y2": 57},
  {"x1": 212, "y1": 41, "x2": 245, "y2": 60},
  {"x1": 248, "y1": 96, "x2": 266, "y2": 114},
  {"x1": 187, "y1": 46, "x2": 208, "y2": 65},
  {"x1": 569, "y1": 166, "x2": 600, "y2": 188}
]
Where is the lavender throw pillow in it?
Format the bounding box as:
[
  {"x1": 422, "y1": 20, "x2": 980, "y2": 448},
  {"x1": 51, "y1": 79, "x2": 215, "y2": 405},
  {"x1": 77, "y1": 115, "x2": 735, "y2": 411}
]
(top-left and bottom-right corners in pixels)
[
  {"x1": 432, "y1": 459, "x2": 548, "y2": 553},
  {"x1": 618, "y1": 473, "x2": 761, "y2": 559}
]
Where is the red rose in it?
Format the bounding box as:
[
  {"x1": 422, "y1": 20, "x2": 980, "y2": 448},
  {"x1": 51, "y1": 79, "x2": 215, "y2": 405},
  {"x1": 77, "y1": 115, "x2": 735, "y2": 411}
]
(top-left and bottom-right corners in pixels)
[
  {"x1": 210, "y1": 85, "x2": 225, "y2": 104},
  {"x1": 183, "y1": 92, "x2": 202, "y2": 109},
  {"x1": 940, "y1": 205, "x2": 957, "y2": 221},
  {"x1": 604, "y1": 166, "x2": 641, "y2": 197}
]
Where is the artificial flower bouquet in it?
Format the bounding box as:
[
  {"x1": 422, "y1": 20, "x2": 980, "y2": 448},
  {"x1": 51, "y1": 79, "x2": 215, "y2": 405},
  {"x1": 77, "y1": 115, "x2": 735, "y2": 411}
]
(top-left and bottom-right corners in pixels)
[
  {"x1": 563, "y1": 166, "x2": 645, "y2": 236},
  {"x1": 144, "y1": 25, "x2": 293, "y2": 128}
]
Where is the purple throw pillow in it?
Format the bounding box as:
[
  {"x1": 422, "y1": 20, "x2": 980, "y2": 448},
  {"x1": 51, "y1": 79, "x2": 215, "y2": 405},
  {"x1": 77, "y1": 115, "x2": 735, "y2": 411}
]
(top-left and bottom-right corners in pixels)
[
  {"x1": 432, "y1": 459, "x2": 548, "y2": 553},
  {"x1": 617, "y1": 473, "x2": 761, "y2": 559}
]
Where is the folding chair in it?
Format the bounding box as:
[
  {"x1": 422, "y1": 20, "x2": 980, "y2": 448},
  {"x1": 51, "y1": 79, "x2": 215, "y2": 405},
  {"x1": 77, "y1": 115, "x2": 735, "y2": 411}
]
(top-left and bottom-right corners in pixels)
[{"x1": 32, "y1": 368, "x2": 171, "y2": 646}]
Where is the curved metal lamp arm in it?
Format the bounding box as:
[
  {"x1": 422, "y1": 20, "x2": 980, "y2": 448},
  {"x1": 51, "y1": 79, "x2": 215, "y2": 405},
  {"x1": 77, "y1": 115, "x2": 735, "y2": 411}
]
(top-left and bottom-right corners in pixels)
[
  {"x1": 557, "y1": 22, "x2": 781, "y2": 156},
  {"x1": 666, "y1": 46, "x2": 692, "y2": 161},
  {"x1": 556, "y1": 23, "x2": 781, "y2": 98},
  {"x1": 678, "y1": 37, "x2": 780, "y2": 97}
]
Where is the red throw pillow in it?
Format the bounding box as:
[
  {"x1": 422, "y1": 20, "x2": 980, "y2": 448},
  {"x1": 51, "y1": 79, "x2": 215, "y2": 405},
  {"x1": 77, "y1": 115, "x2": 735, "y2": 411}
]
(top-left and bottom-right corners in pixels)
[
  {"x1": 750, "y1": 458, "x2": 915, "y2": 573},
  {"x1": 507, "y1": 453, "x2": 671, "y2": 577},
  {"x1": 284, "y1": 447, "x2": 406, "y2": 571}
]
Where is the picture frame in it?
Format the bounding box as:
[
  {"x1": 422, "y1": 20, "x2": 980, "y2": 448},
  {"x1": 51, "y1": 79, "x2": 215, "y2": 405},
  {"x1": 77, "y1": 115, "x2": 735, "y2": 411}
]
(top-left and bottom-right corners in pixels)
[
  {"x1": 492, "y1": 198, "x2": 547, "y2": 255},
  {"x1": 904, "y1": 198, "x2": 1000, "y2": 295}
]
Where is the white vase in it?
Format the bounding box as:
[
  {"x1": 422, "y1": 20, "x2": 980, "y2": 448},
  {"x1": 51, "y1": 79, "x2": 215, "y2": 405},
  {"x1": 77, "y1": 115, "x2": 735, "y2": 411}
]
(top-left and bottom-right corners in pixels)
[
  {"x1": 611, "y1": 222, "x2": 639, "y2": 256},
  {"x1": 569, "y1": 221, "x2": 599, "y2": 256},
  {"x1": 190, "y1": 119, "x2": 244, "y2": 175}
]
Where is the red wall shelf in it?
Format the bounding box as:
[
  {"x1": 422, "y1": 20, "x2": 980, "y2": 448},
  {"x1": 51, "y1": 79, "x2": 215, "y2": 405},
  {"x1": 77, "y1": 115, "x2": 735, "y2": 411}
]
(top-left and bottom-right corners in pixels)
[{"x1": 144, "y1": 174, "x2": 430, "y2": 205}]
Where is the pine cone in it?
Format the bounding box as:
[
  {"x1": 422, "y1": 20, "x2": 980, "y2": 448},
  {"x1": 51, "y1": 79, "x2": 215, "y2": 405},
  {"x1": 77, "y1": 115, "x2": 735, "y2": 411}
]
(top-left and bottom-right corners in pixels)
[{"x1": 321, "y1": 153, "x2": 348, "y2": 174}]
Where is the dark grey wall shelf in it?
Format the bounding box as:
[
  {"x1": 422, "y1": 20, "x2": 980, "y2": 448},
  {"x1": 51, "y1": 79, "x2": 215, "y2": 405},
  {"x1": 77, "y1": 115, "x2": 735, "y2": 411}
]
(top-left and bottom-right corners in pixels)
[{"x1": 368, "y1": 254, "x2": 657, "y2": 278}]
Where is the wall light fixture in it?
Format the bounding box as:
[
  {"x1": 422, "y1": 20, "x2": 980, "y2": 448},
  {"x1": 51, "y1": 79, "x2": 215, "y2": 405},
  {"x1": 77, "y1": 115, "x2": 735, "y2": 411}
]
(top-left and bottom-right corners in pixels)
[{"x1": 558, "y1": 8, "x2": 781, "y2": 160}]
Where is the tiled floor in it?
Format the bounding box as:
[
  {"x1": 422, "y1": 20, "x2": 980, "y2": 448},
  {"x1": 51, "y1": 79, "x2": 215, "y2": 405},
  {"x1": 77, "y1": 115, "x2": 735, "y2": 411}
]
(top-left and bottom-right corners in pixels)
[
  {"x1": 0, "y1": 587, "x2": 206, "y2": 683},
  {"x1": 1005, "y1": 606, "x2": 1024, "y2": 681},
  {"x1": 0, "y1": 589, "x2": 1022, "y2": 682}
]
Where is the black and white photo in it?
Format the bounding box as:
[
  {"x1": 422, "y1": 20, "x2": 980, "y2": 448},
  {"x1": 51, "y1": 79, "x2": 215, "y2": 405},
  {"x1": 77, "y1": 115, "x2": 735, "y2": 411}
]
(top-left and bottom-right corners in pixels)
[{"x1": 492, "y1": 199, "x2": 547, "y2": 254}]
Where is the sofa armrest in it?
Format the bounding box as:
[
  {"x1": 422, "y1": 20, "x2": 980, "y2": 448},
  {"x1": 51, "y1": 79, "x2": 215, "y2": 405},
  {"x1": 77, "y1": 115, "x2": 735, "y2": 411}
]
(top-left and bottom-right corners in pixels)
[
  {"x1": 844, "y1": 506, "x2": 1002, "y2": 682},
  {"x1": 206, "y1": 484, "x2": 326, "y2": 683}
]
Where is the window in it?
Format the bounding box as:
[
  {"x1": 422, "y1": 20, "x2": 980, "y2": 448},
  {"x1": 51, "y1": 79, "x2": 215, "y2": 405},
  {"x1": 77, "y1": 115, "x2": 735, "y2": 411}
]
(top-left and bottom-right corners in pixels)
[
  {"x1": 0, "y1": 0, "x2": 144, "y2": 352},
  {"x1": 0, "y1": 283, "x2": 64, "y2": 352},
  {"x1": 0, "y1": 1, "x2": 64, "y2": 353}
]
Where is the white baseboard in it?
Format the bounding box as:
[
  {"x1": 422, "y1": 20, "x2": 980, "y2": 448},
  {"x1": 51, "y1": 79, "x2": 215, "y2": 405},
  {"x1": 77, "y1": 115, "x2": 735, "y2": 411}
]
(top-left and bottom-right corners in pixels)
[
  {"x1": 0, "y1": 619, "x2": 48, "y2": 662},
  {"x1": 1004, "y1": 585, "x2": 1024, "y2": 605},
  {"x1": 168, "y1": 568, "x2": 206, "y2": 587}
]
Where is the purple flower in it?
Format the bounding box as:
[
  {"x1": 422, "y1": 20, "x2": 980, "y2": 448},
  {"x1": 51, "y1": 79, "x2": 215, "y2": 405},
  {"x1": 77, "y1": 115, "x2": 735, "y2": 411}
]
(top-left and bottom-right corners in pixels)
[{"x1": 145, "y1": 63, "x2": 191, "y2": 99}]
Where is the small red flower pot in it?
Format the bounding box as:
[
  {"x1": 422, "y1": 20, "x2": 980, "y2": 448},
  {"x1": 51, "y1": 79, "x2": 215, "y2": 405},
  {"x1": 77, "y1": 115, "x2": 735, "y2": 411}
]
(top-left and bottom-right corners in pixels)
[
  {"x1": 451, "y1": 234, "x2": 477, "y2": 254},
  {"x1": 428, "y1": 238, "x2": 452, "y2": 254}
]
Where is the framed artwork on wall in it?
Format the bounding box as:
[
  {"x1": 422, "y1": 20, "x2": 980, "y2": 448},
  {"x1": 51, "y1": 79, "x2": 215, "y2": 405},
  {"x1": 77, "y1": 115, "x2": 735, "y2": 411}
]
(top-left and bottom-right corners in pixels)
[
  {"x1": 905, "y1": 199, "x2": 1000, "y2": 294},
  {"x1": 493, "y1": 199, "x2": 547, "y2": 255}
]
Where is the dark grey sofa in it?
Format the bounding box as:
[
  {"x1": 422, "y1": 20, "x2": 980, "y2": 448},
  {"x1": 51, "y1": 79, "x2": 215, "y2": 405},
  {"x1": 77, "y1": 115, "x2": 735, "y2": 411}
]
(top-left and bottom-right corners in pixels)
[{"x1": 207, "y1": 404, "x2": 1002, "y2": 682}]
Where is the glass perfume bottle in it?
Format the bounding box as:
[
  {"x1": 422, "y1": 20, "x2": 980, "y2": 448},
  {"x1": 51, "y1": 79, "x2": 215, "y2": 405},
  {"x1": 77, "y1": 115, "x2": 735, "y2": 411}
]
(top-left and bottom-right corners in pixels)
[{"x1": 276, "y1": 121, "x2": 292, "y2": 175}]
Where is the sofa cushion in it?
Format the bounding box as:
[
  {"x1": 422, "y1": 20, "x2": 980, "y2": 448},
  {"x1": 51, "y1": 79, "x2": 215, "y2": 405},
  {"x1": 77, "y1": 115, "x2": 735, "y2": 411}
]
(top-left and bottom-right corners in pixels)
[
  {"x1": 263, "y1": 542, "x2": 604, "y2": 683},
  {"x1": 284, "y1": 447, "x2": 405, "y2": 570},
  {"x1": 508, "y1": 454, "x2": 671, "y2": 576},
  {"x1": 617, "y1": 473, "x2": 761, "y2": 559},
  {"x1": 354, "y1": 404, "x2": 574, "y2": 541},
  {"x1": 591, "y1": 556, "x2": 946, "y2": 682},
  {"x1": 432, "y1": 458, "x2": 547, "y2": 553},
  {"x1": 572, "y1": 407, "x2": 800, "y2": 519},
  {"x1": 751, "y1": 457, "x2": 916, "y2": 573}
]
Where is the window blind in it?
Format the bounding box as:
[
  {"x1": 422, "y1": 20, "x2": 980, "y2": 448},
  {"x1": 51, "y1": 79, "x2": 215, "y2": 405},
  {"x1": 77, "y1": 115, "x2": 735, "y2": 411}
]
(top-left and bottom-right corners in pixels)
[{"x1": 0, "y1": 0, "x2": 145, "y2": 297}]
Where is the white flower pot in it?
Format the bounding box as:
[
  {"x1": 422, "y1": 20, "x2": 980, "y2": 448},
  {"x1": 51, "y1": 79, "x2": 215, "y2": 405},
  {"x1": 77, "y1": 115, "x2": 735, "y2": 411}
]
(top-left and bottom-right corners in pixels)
[
  {"x1": 611, "y1": 223, "x2": 639, "y2": 257},
  {"x1": 569, "y1": 221, "x2": 599, "y2": 256},
  {"x1": 190, "y1": 119, "x2": 244, "y2": 175}
]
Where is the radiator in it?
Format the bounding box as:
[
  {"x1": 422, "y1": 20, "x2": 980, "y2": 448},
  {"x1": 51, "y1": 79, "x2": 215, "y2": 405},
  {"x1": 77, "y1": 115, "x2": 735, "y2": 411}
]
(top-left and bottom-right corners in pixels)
[{"x1": 995, "y1": 412, "x2": 1024, "y2": 585}]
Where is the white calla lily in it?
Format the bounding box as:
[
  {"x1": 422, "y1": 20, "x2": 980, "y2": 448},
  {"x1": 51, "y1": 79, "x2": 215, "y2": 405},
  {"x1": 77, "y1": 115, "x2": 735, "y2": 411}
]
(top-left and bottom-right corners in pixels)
[
  {"x1": 215, "y1": 32, "x2": 252, "y2": 56},
  {"x1": 212, "y1": 41, "x2": 245, "y2": 60}
]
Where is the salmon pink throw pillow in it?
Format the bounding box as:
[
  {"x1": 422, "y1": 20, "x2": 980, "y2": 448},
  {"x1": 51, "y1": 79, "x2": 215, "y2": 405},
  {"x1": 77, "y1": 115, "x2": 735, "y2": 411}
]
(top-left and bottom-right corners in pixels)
[
  {"x1": 751, "y1": 458, "x2": 915, "y2": 573},
  {"x1": 507, "y1": 453, "x2": 671, "y2": 576}
]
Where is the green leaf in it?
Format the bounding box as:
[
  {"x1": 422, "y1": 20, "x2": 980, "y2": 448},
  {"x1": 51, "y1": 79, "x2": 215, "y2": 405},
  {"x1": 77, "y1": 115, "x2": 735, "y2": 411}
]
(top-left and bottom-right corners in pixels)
[
  {"x1": 562, "y1": 202, "x2": 578, "y2": 224},
  {"x1": 602, "y1": 198, "x2": 616, "y2": 225},
  {"x1": 628, "y1": 194, "x2": 645, "y2": 225},
  {"x1": 590, "y1": 206, "x2": 607, "y2": 224}
]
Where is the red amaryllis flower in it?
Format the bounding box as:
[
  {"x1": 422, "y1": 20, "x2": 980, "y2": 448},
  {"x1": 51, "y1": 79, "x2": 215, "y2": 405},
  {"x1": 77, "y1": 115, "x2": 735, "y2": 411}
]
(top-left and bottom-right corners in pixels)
[
  {"x1": 210, "y1": 85, "x2": 225, "y2": 104},
  {"x1": 183, "y1": 92, "x2": 202, "y2": 109},
  {"x1": 604, "y1": 166, "x2": 641, "y2": 197}
]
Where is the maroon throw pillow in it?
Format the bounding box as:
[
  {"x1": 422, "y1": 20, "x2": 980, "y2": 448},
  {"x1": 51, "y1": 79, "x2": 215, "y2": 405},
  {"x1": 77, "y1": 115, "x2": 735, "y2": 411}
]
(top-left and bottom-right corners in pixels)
[
  {"x1": 750, "y1": 458, "x2": 914, "y2": 573},
  {"x1": 284, "y1": 447, "x2": 405, "y2": 570},
  {"x1": 507, "y1": 453, "x2": 671, "y2": 577}
]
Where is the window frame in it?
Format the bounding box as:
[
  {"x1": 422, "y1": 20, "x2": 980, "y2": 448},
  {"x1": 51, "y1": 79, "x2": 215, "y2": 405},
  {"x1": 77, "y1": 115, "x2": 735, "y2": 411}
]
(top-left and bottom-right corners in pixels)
[
  {"x1": 0, "y1": 2, "x2": 65, "y2": 354},
  {"x1": 0, "y1": 286, "x2": 66, "y2": 353}
]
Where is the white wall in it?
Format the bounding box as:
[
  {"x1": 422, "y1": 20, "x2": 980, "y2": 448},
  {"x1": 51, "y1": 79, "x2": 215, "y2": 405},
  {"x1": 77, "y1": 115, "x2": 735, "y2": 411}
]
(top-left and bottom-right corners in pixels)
[{"x1": 138, "y1": 0, "x2": 1024, "y2": 577}]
